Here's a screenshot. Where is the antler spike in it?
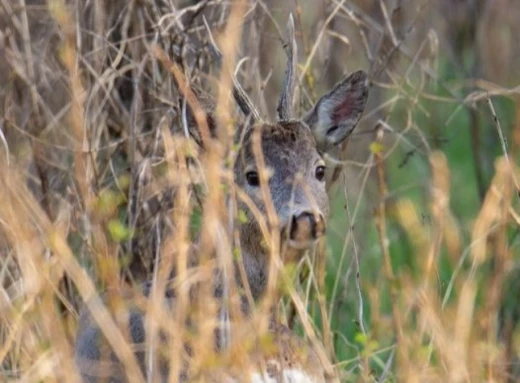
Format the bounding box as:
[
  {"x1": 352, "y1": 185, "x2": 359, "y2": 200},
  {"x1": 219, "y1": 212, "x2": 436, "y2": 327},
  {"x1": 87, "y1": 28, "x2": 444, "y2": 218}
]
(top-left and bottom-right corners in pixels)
[
  {"x1": 203, "y1": 16, "x2": 261, "y2": 122},
  {"x1": 276, "y1": 13, "x2": 297, "y2": 121}
]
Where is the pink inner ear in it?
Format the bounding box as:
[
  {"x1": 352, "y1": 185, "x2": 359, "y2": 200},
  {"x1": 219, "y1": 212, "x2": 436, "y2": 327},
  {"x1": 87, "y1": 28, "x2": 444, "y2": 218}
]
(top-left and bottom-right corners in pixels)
[{"x1": 331, "y1": 95, "x2": 355, "y2": 125}]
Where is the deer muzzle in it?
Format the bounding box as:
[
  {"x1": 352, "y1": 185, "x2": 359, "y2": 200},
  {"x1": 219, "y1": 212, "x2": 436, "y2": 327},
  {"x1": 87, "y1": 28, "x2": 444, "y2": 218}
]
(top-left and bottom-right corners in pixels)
[{"x1": 287, "y1": 211, "x2": 325, "y2": 249}]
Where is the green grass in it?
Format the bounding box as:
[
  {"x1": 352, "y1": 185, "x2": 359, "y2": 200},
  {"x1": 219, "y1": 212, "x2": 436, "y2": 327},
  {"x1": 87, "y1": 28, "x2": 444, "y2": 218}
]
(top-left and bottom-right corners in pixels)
[{"x1": 320, "y1": 58, "x2": 518, "y2": 378}]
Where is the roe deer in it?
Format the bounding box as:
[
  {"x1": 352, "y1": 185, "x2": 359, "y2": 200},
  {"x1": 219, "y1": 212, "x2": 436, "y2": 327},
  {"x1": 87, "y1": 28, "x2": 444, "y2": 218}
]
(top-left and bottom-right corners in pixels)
[{"x1": 74, "y1": 15, "x2": 369, "y2": 383}]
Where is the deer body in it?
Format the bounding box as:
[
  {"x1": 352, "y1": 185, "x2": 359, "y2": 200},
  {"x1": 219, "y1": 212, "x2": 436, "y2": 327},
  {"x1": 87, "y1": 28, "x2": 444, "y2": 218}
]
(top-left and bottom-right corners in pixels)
[{"x1": 74, "y1": 16, "x2": 369, "y2": 383}]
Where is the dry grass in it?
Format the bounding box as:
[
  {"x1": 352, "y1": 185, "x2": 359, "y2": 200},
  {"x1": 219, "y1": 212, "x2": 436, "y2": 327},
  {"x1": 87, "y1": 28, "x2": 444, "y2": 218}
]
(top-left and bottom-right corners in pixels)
[{"x1": 1, "y1": 0, "x2": 520, "y2": 382}]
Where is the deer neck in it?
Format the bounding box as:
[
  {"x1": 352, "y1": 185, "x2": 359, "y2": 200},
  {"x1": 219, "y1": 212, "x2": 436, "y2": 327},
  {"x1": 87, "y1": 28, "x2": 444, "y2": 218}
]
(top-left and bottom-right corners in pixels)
[
  {"x1": 236, "y1": 224, "x2": 307, "y2": 301},
  {"x1": 234, "y1": 222, "x2": 268, "y2": 300}
]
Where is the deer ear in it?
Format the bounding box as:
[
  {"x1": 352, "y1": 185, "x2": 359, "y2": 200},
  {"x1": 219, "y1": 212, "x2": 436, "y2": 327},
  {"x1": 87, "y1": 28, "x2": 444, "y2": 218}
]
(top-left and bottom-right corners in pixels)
[{"x1": 304, "y1": 70, "x2": 368, "y2": 150}]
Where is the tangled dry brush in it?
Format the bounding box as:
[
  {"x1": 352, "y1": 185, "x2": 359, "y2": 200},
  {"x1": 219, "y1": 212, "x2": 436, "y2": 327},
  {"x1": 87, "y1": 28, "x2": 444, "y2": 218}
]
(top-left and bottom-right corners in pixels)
[{"x1": 1, "y1": 0, "x2": 520, "y2": 382}]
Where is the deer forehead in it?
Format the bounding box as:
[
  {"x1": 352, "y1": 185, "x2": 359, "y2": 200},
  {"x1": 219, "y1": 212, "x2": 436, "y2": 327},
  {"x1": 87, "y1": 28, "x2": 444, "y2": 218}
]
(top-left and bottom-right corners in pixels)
[{"x1": 238, "y1": 121, "x2": 321, "y2": 170}]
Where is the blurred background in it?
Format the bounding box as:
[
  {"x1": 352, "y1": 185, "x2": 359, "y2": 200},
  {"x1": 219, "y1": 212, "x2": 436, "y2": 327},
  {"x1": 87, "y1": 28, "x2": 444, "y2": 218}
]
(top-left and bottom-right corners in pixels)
[{"x1": 1, "y1": 0, "x2": 519, "y2": 381}]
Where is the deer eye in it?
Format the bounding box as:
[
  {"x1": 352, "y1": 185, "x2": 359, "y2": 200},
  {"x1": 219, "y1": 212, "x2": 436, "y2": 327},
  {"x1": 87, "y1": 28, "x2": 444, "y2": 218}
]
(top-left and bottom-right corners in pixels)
[
  {"x1": 246, "y1": 171, "x2": 260, "y2": 187},
  {"x1": 326, "y1": 125, "x2": 339, "y2": 135},
  {"x1": 315, "y1": 165, "x2": 326, "y2": 181}
]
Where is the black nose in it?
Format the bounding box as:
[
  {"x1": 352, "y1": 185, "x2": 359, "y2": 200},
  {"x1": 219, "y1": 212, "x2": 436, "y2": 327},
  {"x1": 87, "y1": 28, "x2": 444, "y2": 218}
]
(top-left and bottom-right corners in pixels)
[{"x1": 289, "y1": 212, "x2": 325, "y2": 242}]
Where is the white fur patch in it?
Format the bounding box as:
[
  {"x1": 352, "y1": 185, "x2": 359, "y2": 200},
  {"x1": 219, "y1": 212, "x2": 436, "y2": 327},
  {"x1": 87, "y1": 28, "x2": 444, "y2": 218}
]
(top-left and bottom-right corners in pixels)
[{"x1": 249, "y1": 368, "x2": 317, "y2": 383}]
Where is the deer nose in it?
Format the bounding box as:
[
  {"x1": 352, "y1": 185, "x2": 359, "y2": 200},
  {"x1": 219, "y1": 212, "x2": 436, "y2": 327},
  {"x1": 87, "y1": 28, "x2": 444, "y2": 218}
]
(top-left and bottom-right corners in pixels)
[{"x1": 289, "y1": 211, "x2": 325, "y2": 244}]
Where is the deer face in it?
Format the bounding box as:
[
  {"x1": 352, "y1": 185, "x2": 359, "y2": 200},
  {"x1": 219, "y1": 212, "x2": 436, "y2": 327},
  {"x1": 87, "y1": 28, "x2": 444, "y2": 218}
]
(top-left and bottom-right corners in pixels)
[
  {"x1": 235, "y1": 121, "x2": 328, "y2": 251},
  {"x1": 234, "y1": 70, "x2": 369, "y2": 258}
]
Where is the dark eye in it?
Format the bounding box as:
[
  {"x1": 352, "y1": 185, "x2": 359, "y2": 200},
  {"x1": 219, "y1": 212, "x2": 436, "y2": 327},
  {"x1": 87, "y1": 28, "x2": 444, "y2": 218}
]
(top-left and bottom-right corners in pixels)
[
  {"x1": 326, "y1": 125, "x2": 339, "y2": 135},
  {"x1": 315, "y1": 165, "x2": 326, "y2": 181},
  {"x1": 246, "y1": 171, "x2": 260, "y2": 187}
]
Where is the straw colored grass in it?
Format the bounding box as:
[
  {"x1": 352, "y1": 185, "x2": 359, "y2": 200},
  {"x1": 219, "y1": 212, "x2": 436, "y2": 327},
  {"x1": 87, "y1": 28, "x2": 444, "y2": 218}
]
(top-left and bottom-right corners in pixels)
[{"x1": 1, "y1": 1, "x2": 520, "y2": 382}]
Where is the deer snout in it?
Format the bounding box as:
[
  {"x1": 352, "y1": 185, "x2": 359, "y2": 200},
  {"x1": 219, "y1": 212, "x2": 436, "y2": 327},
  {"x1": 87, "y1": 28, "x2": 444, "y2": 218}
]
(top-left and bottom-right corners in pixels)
[{"x1": 288, "y1": 211, "x2": 325, "y2": 248}]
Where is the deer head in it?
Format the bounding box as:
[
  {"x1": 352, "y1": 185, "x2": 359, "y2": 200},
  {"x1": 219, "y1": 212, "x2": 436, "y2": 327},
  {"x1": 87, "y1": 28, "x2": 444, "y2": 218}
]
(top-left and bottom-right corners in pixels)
[{"x1": 202, "y1": 15, "x2": 369, "y2": 299}]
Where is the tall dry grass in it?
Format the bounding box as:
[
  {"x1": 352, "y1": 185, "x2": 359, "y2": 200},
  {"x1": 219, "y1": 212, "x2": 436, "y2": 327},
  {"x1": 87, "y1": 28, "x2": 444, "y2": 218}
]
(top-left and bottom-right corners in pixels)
[{"x1": 1, "y1": 0, "x2": 520, "y2": 382}]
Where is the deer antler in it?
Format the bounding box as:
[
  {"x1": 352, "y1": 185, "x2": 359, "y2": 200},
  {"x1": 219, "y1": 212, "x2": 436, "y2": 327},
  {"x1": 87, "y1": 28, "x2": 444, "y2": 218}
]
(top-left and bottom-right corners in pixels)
[
  {"x1": 277, "y1": 13, "x2": 297, "y2": 121},
  {"x1": 203, "y1": 16, "x2": 261, "y2": 122}
]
